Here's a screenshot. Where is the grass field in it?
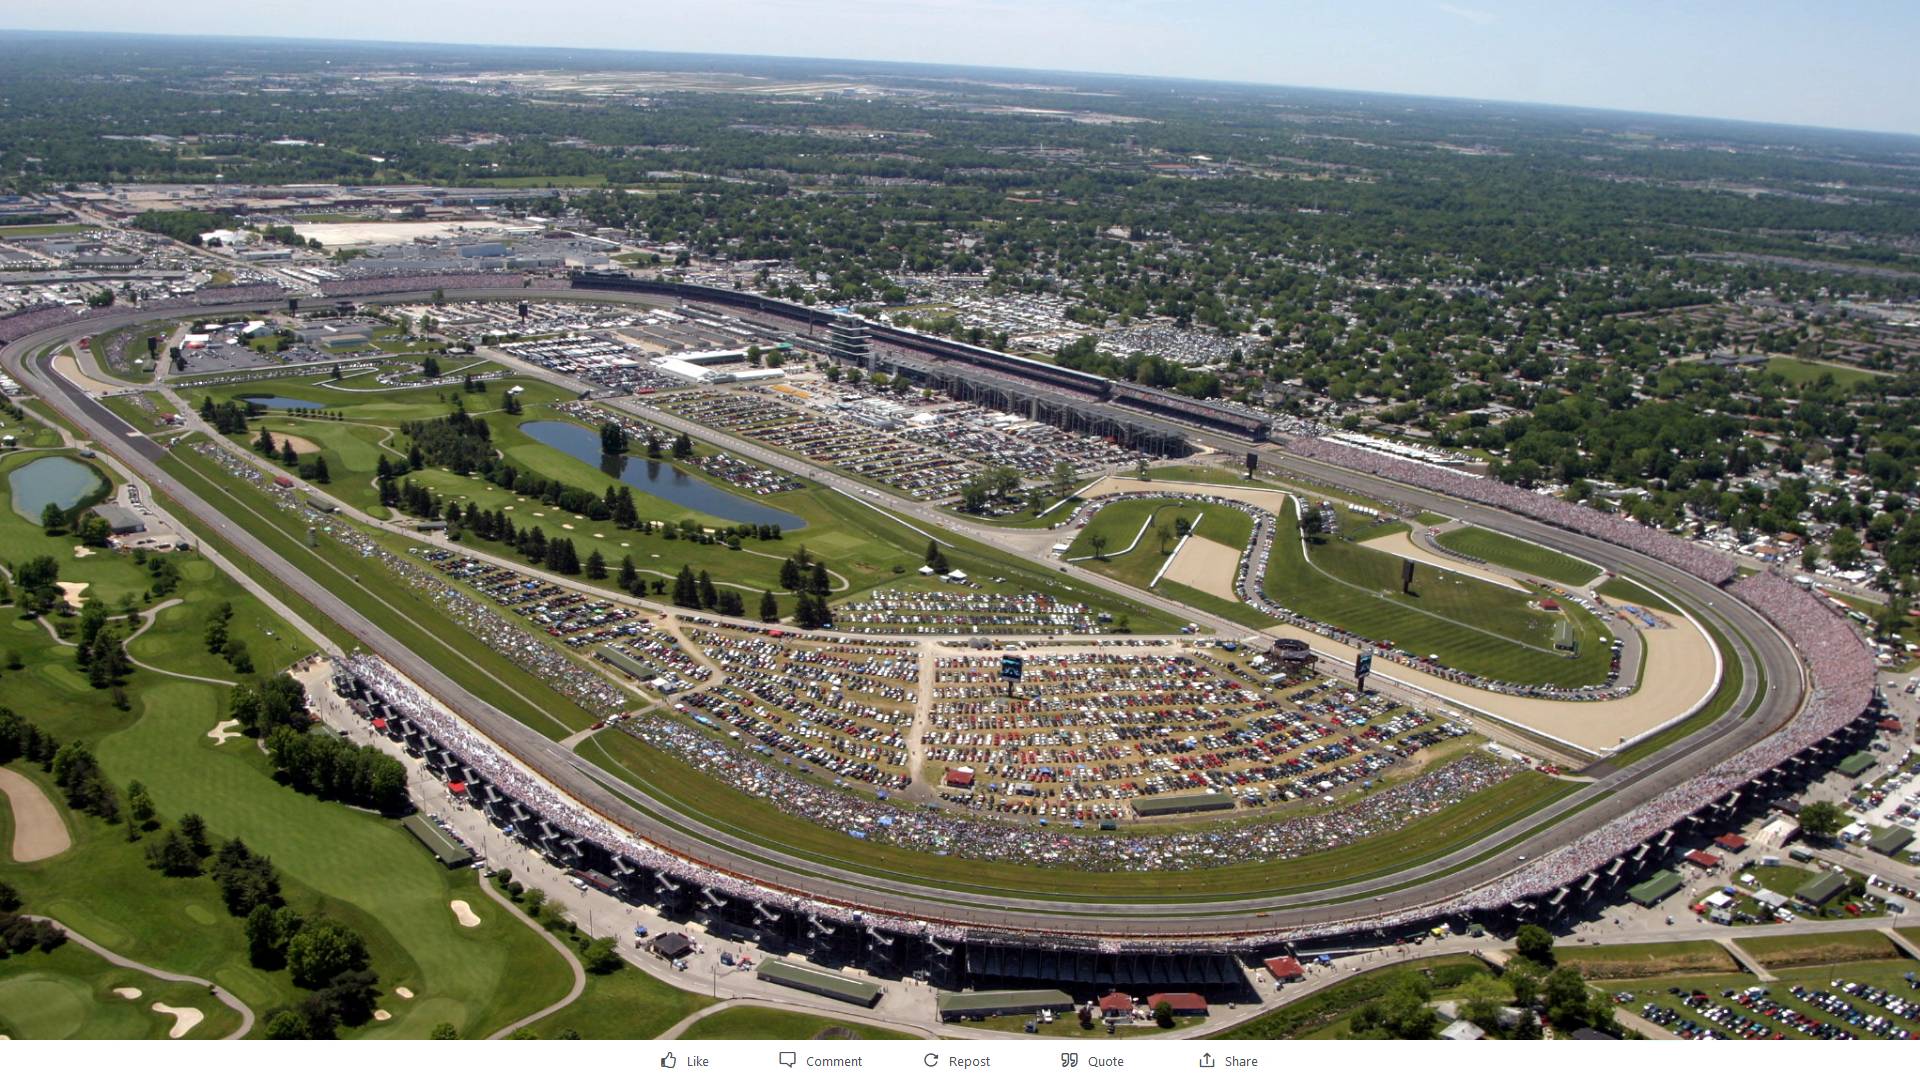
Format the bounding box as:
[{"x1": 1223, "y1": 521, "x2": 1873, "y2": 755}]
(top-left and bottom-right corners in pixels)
[
  {"x1": 523, "y1": 962, "x2": 712, "y2": 1040},
  {"x1": 1210, "y1": 955, "x2": 1491, "y2": 1039},
  {"x1": 582, "y1": 728, "x2": 1574, "y2": 903},
  {"x1": 1260, "y1": 500, "x2": 1612, "y2": 687},
  {"x1": 1598, "y1": 956, "x2": 1920, "y2": 1040},
  {"x1": 1554, "y1": 940, "x2": 1738, "y2": 980},
  {"x1": 1735, "y1": 929, "x2": 1899, "y2": 966},
  {"x1": 0, "y1": 223, "x2": 86, "y2": 238},
  {"x1": 89, "y1": 320, "x2": 174, "y2": 384},
  {"x1": 1432, "y1": 526, "x2": 1600, "y2": 585},
  {"x1": 0, "y1": 941, "x2": 246, "y2": 1040},
  {"x1": 677, "y1": 1004, "x2": 916, "y2": 1041},
  {"x1": 1596, "y1": 576, "x2": 1673, "y2": 610},
  {"x1": 1763, "y1": 356, "x2": 1888, "y2": 390}
]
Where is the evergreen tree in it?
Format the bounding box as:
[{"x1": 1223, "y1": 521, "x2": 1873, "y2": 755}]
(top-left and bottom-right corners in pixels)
[
  {"x1": 672, "y1": 566, "x2": 699, "y2": 608},
  {"x1": 617, "y1": 555, "x2": 640, "y2": 594},
  {"x1": 585, "y1": 550, "x2": 607, "y2": 580},
  {"x1": 759, "y1": 590, "x2": 779, "y2": 622}
]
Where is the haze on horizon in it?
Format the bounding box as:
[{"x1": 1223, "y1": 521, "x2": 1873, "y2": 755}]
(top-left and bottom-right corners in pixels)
[{"x1": 5, "y1": 0, "x2": 1919, "y2": 138}]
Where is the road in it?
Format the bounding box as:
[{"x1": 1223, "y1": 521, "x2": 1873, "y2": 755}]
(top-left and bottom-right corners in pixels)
[{"x1": 0, "y1": 289, "x2": 1814, "y2": 942}]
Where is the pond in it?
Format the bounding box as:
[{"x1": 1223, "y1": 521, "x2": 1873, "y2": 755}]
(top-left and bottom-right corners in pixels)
[
  {"x1": 519, "y1": 420, "x2": 805, "y2": 531},
  {"x1": 8, "y1": 455, "x2": 105, "y2": 520},
  {"x1": 239, "y1": 395, "x2": 326, "y2": 410}
]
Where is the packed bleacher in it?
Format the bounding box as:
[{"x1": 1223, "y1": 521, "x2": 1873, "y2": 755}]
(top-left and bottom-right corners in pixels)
[
  {"x1": 0, "y1": 302, "x2": 87, "y2": 345},
  {"x1": 319, "y1": 272, "x2": 522, "y2": 298},
  {"x1": 1288, "y1": 436, "x2": 1740, "y2": 585}
]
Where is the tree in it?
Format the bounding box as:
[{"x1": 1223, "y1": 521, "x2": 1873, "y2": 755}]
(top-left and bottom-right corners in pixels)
[
  {"x1": 1828, "y1": 526, "x2": 1863, "y2": 570},
  {"x1": 808, "y1": 562, "x2": 830, "y2": 595},
  {"x1": 127, "y1": 780, "x2": 158, "y2": 832},
  {"x1": 1542, "y1": 966, "x2": 1600, "y2": 1033},
  {"x1": 759, "y1": 590, "x2": 780, "y2": 623},
  {"x1": 178, "y1": 812, "x2": 211, "y2": 858},
  {"x1": 697, "y1": 570, "x2": 718, "y2": 611},
  {"x1": 262, "y1": 1007, "x2": 309, "y2": 1040},
  {"x1": 430, "y1": 1022, "x2": 460, "y2": 1040},
  {"x1": 40, "y1": 501, "x2": 65, "y2": 535},
  {"x1": 245, "y1": 904, "x2": 303, "y2": 969},
  {"x1": 1349, "y1": 974, "x2": 1438, "y2": 1039},
  {"x1": 618, "y1": 555, "x2": 640, "y2": 595},
  {"x1": 0, "y1": 881, "x2": 19, "y2": 912},
  {"x1": 1456, "y1": 974, "x2": 1511, "y2": 1034},
  {"x1": 1152, "y1": 999, "x2": 1175, "y2": 1028},
  {"x1": 1088, "y1": 533, "x2": 1109, "y2": 560},
  {"x1": 421, "y1": 355, "x2": 440, "y2": 378},
  {"x1": 599, "y1": 421, "x2": 628, "y2": 456},
  {"x1": 924, "y1": 540, "x2": 949, "y2": 575},
  {"x1": 671, "y1": 432, "x2": 693, "y2": 459},
  {"x1": 286, "y1": 917, "x2": 369, "y2": 989},
  {"x1": 1513, "y1": 924, "x2": 1555, "y2": 967},
  {"x1": 1050, "y1": 458, "x2": 1078, "y2": 500},
  {"x1": 581, "y1": 936, "x2": 623, "y2": 974},
  {"x1": 672, "y1": 565, "x2": 699, "y2": 608},
  {"x1": 1798, "y1": 800, "x2": 1848, "y2": 841}
]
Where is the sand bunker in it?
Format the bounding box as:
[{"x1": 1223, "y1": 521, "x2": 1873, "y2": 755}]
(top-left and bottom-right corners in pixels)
[
  {"x1": 151, "y1": 1002, "x2": 203, "y2": 1039},
  {"x1": 206, "y1": 719, "x2": 243, "y2": 745},
  {"x1": 373, "y1": 1009, "x2": 392, "y2": 1022},
  {"x1": 269, "y1": 434, "x2": 322, "y2": 455},
  {"x1": 72, "y1": 545, "x2": 95, "y2": 559},
  {"x1": 393, "y1": 986, "x2": 414, "y2": 999},
  {"x1": 112, "y1": 987, "x2": 143, "y2": 1000},
  {"x1": 1159, "y1": 535, "x2": 1242, "y2": 600},
  {"x1": 450, "y1": 900, "x2": 481, "y2": 928},
  {"x1": 1360, "y1": 530, "x2": 1527, "y2": 592},
  {"x1": 57, "y1": 581, "x2": 89, "y2": 607},
  {"x1": 0, "y1": 766, "x2": 72, "y2": 862}
]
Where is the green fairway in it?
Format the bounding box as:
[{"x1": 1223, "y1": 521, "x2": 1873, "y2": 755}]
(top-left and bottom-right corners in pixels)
[
  {"x1": 159, "y1": 438, "x2": 606, "y2": 737},
  {"x1": 677, "y1": 1003, "x2": 915, "y2": 1040},
  {"x1": 523, "y1": 962, "x2": 712, "y2": 1040},
  {"x1": 0, "y1": 526, "x2": 581, "y2": 1038},
  {"x1": 1432, "y1": 525, "x2": 1600, "y2": 585},
  {"x1": 582, "y1": 729, "x2": 1575, "y2": 904},
  {"x1": 0, "y1": 943, "x2": 246, "y2": 1039},
  {"x1": 1262, "y1": 500, "x2": 1613, "y2": 687}
]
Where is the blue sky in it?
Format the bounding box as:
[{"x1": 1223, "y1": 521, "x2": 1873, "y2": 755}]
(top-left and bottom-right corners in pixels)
[{"x1": 8, "y1": 0, "x2": 1919, "y2": 135}]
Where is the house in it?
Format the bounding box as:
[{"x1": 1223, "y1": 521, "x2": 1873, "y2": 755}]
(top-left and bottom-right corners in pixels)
[
  {"x1": 1097, "y1": 992, "x2": 1134, "y2": 1018},
  {"x1": 944, "y1": 767, "x2": 976, "y2": 788},
  {"x1": 651, "y1": 932, "x2": 694, "y2": 960},
  {"x1": 1684, "y1": 849, "x2": 1721, "y2": 870},
  {"x1": 1713, "y1": 833, "x2": 1748, "y2": 853},
  {"x1": 1795, "y1": 870, "x2": 1850, "y2": 908},
  {"x1": 1440, "y1": 1019, "x2": 1485, "y2": 1041},
  {"x1": 1263, "y1": 956, "x2": 1305, "y2": 983},
  {"x1": 1145, "y1": 992, "x2": 1208, "y2": 1017}
]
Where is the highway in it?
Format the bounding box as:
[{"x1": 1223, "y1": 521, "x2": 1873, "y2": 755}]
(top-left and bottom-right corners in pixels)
[{"x1": 0, "y1": 289, "x2": 1813, "y2": 941}]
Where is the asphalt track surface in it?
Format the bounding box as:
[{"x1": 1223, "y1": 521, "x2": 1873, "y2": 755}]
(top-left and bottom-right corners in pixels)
[{"x1": 1, "y1": 290, "x2": 1807, "y2": 940}]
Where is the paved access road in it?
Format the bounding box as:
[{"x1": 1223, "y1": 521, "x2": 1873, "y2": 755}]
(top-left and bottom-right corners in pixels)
[{"x1": 0, "y1": 290, "x2": 1808, "y2": 941}]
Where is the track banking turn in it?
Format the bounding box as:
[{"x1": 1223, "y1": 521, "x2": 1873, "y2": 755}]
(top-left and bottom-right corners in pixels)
[{"x1": 0, "y1": 286, "x2": 1815, "y2": 943}]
